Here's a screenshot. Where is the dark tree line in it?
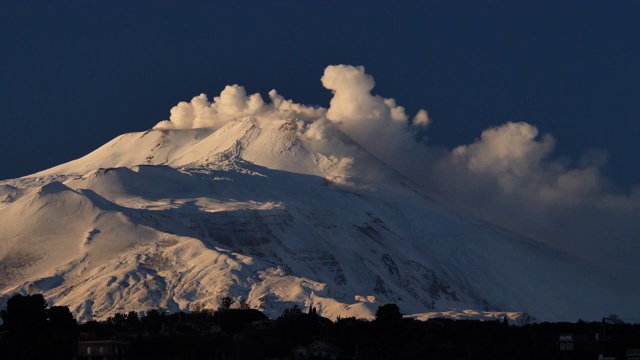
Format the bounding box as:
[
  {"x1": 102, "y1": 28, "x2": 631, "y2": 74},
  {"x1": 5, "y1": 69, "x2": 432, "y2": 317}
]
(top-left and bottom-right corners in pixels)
[
  {"x1": 2, "y1": 293, "x2": 640, "y2": 360},
  {"x1": 0, "y1": 294, "x2": 78, "y2": 359}
]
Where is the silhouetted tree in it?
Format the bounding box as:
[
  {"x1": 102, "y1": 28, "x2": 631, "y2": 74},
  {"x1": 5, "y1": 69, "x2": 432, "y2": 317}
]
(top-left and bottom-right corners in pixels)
[
  {"x1": 0, "y1": 293, "x2": 48, "y2": 334},
  {"x1": 0, "y1": 294, "x2": 78, "y2": 360},
  {"x1": 278, "y1": 304, "x2": 303, "y2": 321},
  {"x1": 126, "y1": 310, "x2": 140, "y2": 328},
  {"x1": 502, "y1": 315, "x2": 510, "y2": 327},
  {"x1": 607, "y1": 314, "x2": 625, "y2": 324},
  {"x1": 108, "y1": 312, "x2": 127, "y2": 327},
  {"x1": 213, "y1": 309, "x2": 268, "y2": 333},
  {"x1": 142, "y1": 309, "x2": 165, "y2": 333},
  {"x1": 47, "y1": 306, "x2": 76, "y2": 332},
  {"x1": 238, "y1": 297, "x2": 250, "y2": 309},
  {"x1": 375, "y1": 303, "x2": 402, "y2": 323},
  {"x1": 219, "y1": 296, "x2": 234, "y2": 311}
]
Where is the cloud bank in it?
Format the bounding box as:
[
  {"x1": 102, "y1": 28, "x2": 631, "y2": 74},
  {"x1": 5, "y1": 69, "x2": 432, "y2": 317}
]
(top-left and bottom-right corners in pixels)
[{"x1": 156, "y1": 65, "x2": 639, "y2": 280}]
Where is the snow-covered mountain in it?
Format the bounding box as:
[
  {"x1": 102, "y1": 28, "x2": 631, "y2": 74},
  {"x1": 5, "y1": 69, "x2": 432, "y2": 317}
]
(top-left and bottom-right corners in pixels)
[
  {"x1": 0, "y1": 115, "x2": 630, "y2": 323},
  {"x1": 3, "y1": 62, "x2": 637, "y2": 323}
]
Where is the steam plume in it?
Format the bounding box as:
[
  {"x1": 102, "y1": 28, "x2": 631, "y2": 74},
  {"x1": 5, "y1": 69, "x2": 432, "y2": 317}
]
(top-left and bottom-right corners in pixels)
[{"x1": 155, "y1": 65, "x2": 639, "y2": 278}]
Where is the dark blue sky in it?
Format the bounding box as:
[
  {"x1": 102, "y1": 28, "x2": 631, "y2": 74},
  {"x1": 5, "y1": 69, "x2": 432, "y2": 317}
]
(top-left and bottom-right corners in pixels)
[{"x1": 2, "y1": 1, "x2": 639, "y2": 190}]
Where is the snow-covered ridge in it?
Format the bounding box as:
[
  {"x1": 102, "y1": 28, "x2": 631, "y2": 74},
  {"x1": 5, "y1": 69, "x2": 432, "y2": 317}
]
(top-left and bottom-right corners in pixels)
[
  {"x1": 0, "y1": 112, "x2": 631, "y2": 323},
  {"x1": 33, "y1": 118, "x2": 351, "y2": 179},
  {"x1": 3, "y1": 61, "x2": 637, "y2": 322}
]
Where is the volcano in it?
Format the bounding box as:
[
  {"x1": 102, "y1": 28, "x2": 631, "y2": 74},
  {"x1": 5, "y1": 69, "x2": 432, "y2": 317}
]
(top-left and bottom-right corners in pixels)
[{"x1": 0, "y1": 66, "x2": 632, "y2": 323}]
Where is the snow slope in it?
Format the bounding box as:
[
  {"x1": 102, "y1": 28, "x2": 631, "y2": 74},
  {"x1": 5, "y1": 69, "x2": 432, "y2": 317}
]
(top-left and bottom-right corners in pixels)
[{"x1": 0, "y1": 117, "x2": 632, "y2": 322}]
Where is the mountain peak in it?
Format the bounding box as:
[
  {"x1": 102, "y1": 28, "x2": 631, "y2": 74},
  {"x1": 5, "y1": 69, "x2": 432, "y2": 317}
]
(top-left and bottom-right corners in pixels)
[
  {"x1": 1, "y1": 65, "x2": 636, "y2": 323},
  {"x1": 31, "y1": 115, "x2": 392, "y2": 189}
]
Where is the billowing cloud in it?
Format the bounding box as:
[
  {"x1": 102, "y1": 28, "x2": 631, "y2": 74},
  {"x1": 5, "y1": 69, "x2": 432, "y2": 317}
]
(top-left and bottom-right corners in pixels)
[
  {"x1": 154, "y1": 85, "x2": 268, "y2": 130},
  {"x1": 155, "y1": 65, "x2": 428, "y2": 168},
  {"x1": 451, "y1": 122, "x2": 553, "y2": 180},
  {"x1": 430, "y1": 121, "x2": 613, "y2": 207},
  {"x1": 321, "y1": 65, "x2": 428, "y2": 164},
  {"x1": 155, "y1": 65, "x2": 639, "y2": 281},
  {"x1": 435, "y1": 121, "x2": 610, "y2": 204},
  {"x1": 422, "y1": 121, "x2": 638, "y2": 278}
]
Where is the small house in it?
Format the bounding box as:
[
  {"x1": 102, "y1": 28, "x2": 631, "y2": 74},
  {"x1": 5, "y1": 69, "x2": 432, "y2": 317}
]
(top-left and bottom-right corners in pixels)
[
  {"x1": 558, "y1": 333, "x2": 574, "y2": 351},
  {"x1": 291, "y1": 341, "x2": 342, "y2": 360},
  {"x1": 74, "y1": 339, "x2": 129, "y2": 360}
]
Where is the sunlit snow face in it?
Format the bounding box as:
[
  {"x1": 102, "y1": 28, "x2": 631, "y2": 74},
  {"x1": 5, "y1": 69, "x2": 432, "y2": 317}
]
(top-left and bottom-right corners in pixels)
[
  {"x1": 2, "y1": 65, "x2": 638, "y2": 324},
  {"x1": 152, "y1": 64, "x2": 639, "y2": 271}
]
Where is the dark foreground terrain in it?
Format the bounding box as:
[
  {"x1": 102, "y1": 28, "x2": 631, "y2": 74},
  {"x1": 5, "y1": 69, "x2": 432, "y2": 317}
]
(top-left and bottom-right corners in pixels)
[{"x1": 1, "y1": 294, "x2": 638, "y2": 360}]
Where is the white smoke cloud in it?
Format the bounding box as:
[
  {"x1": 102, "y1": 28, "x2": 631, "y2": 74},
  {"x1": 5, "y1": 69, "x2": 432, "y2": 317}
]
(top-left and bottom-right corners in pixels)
[
  {"x1": 413, "y1": 109, "x2": 430, "y2": 128},
  {"x1": 321, "y1": 65, "x2": 428, "y2": 164},
  {"x1": 430, "y1": 121, "x2": 612, "y2": 207},
  {"x1": 155, "y1": 65, "x2": 639, "y2": 278},
  {"x1": 422, "y1": 120, "x2": 639, "y2": 276},
  {"x1": 154, "y1": 65, "x2": 429, "y2": 171},
  {"x1": 154, "y1": 85, "x2": 268, "y2": 130},
  {"x1": 451, "y1": 122, "x2": 553, "y2": 179}
]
